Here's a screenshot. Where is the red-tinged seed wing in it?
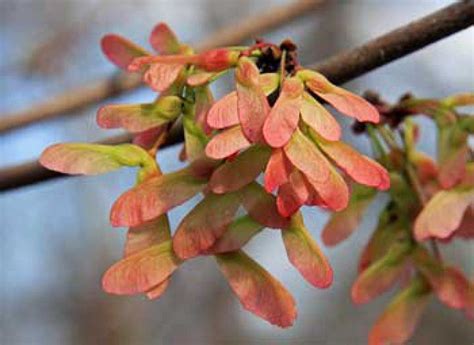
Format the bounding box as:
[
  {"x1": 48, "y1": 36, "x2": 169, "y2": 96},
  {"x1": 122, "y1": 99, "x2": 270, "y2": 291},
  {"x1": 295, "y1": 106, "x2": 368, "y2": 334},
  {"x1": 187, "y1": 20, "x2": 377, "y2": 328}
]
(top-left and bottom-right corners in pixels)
[
  {"x1": 124, "y1": 216, "x2": 171, "y2": 257},
  {"x1": 172, "y1": 192, "x2": 241, "y2": 259},
  {"x1": 300, "y1": 92, "x2": 341, "y2": 141},
  {"x1": 110, "y1": 169, "x2": 206, "y2": 227},
  {"x1": 284, "y1": 128, "x2": 330, "y2": 183},
  {"x1": 438, "y1": 141, "x2": 468, "y2": 189},
  {"x1": 306, "y1": 75, "x2": 379, "y2": 123},
  {"x1": 276, "y1": 171, "x2": 310, "y2": 217},
  {"x1": 263, "y1": 78, "x2": 303, "y2": 148},
  {"x1": 143, "y1": 63, "x2": 183, "y2": 92},
  {"x1": 259, "y1": 73, "x2": 279, "y2": 96},
  {"x1": 282, "y1": 213, "x2": 333, "y2": 288},
  {"x1": 317, "y1": 138, "x2": 390, "y2": 190},
  {"x1": 209, "y1": 145, "x2": 271, "y2": 194},
  {"x1": 456, "y1": 207, "x2": 474, "y2": 239},
  {"x1": 207, "y1": 91, "x2": 239, "y2": 129},
  {"x1": 205, "y1": 125, "x2": 251, "y2": 160},
  {"x1": 125, "y1": 215, "x2": 173, "y2": 300},
  {"x1": 102, "y1": 241, "x2": 181, "y2": 295},
  {"x1": 215, "y1": 250, "x2": 297, "y2": 328},
  {"x1": 240, "y1": 182, "x2": 290, "y2": 229},
  {"x1": 39, "y1": 143, "x2": 154, "y2": 175},
  {"x1": 187, "y1": 71, "x2": 215, "y2": 87},
  {"x1": 414, "y1": 188, "x2": 474, "y2": 241},
  {"x1": 207, "y1": 216, "x2": 264, "y2": 254},
  {"x1": 322, "y1": 185, "x2": 376, "y2": 246},
  {"x1": 264, "y1": 148, "x2": 292, "y2": 192},
  {"x1": 132, "y1": 126, "x2": 166, "y2": 149},
  {"x1": 236, "y1": 57, "x2": 270, "y2": 142},
  {"x1": 304, "y1": 163, "x2": 349, "y2": 212},
  {"x1": 413, "y1": 247, "x2": 471, "y2": 309},
  {"x1": 352, "y1": 246, "x2": 409, "y2": 304},
  {"x1": 146, "y1": 279, "x2": 170, "y2": 300},
  {"x1": 368, "y1": 278, "x2": 431, "y2": 345},
  {"x1": 101, "y1": 34, "x2": 150, "y2": 70},
  {"x1": 149, "y1": 23, "x2": 181, "y2": 54},
  {"x1": 97, "y1": 102, "x2": 178, "y2": 133}
]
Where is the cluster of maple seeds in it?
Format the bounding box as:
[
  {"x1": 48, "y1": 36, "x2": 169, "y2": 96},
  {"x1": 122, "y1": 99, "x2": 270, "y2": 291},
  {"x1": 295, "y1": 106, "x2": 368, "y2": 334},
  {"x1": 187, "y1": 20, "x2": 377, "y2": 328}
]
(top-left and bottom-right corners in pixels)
[
  {"x1": 39, "y1": 22, "x2": 473, "y2": 340},
  {"x1": 327, "y1": 92, "x2": 474, "y2": 344},
  {"x1": 38, "y1": 22, "x2": 391, "y2": 328}
]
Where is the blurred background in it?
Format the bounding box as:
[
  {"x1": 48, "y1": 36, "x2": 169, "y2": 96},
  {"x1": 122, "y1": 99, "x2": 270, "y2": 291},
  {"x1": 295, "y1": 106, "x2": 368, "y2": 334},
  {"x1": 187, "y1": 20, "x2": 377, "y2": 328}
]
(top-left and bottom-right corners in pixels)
[{"x1": 0, "y1": 0, "x2": 473, "y2": 344}]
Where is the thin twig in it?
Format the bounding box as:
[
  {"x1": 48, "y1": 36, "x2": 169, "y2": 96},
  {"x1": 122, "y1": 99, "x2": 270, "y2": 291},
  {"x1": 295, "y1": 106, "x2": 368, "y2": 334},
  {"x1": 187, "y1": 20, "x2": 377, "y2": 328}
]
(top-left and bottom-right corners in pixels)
[
  {"x1": 0, "y1": 0, "x2": 325, "y2": 134},
  {"x1": 1, "y1": 1, "x2": 473, "y2": 192}
]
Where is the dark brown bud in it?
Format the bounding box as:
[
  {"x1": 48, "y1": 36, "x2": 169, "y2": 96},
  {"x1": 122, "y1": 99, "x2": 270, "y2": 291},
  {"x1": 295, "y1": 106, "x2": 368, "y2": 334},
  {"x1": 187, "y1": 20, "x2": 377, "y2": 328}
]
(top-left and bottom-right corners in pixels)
[{"x1": 280, "y1": 39, "x2": 297, "y2": 52}]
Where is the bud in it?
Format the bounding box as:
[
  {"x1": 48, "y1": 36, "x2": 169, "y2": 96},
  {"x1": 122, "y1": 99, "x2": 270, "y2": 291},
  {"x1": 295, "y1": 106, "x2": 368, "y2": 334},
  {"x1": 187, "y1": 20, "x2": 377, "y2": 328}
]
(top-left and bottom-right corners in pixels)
[
  {"x1": 155, "y1": 95, "x2": 183, "y2": 119},
  {"x1": 198, "y1": 48, "x2": 240, "y2": 72}
]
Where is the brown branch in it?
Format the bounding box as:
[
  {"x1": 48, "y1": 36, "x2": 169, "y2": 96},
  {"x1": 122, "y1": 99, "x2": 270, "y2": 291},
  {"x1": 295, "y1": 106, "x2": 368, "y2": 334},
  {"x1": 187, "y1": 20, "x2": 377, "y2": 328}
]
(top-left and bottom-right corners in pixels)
[
  {"x1": 0, "y1": 0, "x2": 325, "y2": 134},
  {"x1": 1, "y1": 1, "x2": 473, "y2": 192},
  {"x1": 311, "y1": 0, "x2": 474, "y2": 84}
]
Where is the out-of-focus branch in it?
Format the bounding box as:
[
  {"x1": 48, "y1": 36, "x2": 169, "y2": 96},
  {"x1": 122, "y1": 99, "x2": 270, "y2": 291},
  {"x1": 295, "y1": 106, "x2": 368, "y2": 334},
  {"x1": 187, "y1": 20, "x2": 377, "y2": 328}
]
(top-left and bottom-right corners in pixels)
[
  {"x1": 24, "y1": 1, "x2": 108, "y2": 76},
  {"x1": 0, "y1": 0, "x2": 325, "y2": 134},
  {"x1": 1, "y1": 0, "x2": 473, "y2": 192}
]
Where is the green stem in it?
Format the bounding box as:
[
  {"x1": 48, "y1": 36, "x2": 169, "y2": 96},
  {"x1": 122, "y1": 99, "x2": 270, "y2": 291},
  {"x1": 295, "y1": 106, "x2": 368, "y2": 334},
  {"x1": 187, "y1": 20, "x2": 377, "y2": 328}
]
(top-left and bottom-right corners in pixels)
[
  {"x1": 406, "y1": 164, "x2": 427, "y2": 205},
  {"x1": 279, "y1": 49, "x2": 287, "y2": 86},
  {"x1": 377, "y1": 125, "x2": 398, "y2": 151},
  {"x1": 405, "y1": 161, "x2": 443, "y2": 262},
  {"x1": 367, "y1": 125, "x2": 388, "y2": 163},
  {"x1": 227, "y1": 46, "x2": 250, "y2": 51}
]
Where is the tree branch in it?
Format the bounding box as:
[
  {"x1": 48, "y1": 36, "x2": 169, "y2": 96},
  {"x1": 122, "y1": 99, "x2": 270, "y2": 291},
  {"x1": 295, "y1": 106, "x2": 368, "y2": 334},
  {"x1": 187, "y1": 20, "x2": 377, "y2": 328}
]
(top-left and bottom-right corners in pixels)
[
  {"x1": 1, "y1": 1, "x2": 473, "y2": 192},
  {"x1": 311, "y1": 0, "x2": 474, "y2": 84}
]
